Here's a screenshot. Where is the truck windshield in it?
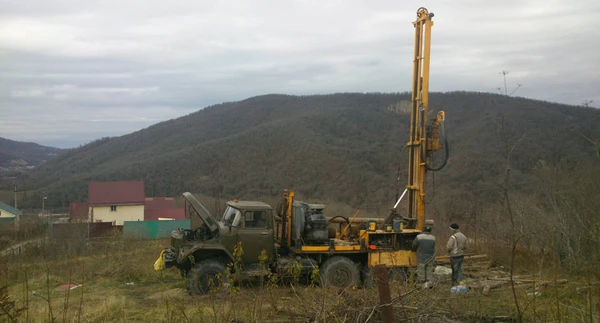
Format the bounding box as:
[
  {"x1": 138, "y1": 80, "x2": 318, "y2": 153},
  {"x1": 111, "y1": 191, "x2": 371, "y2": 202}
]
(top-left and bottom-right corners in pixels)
[{"x1": 221, "y1": 206, "x2": 241, "y2": 227}]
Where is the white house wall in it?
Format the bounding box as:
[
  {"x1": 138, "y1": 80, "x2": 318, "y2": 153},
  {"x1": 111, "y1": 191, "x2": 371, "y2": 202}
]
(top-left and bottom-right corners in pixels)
[
  {"x1": 0, "y1": 210, "x2": 17, "y2": 218},
  {"x1": 89, "y1": 205, "x2": 144, "y2": 225}
]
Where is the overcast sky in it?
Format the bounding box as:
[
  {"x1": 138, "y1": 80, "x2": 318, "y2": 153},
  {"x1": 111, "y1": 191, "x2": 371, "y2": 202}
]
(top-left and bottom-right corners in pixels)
[{"x1": 1, "y1": 0, "x2": 598, "y2": 148}]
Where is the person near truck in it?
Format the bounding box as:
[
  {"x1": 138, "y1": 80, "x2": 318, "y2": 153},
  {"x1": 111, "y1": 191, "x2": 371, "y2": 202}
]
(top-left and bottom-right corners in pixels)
[
  {"x1": 412, "y1": 226, "x2": 436, "y2": 284},
  {"x1": 446, "y1": 223, "x2": 468, "y2": 286}
]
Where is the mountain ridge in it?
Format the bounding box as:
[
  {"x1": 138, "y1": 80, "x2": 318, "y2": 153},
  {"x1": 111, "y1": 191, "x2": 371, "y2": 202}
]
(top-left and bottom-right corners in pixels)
[
  {"x1": 11, "y1": 91, "x2": 600, "y2": 211},
  {"x1": 0, "y1": 137, "x2": 64, "y2": 171}
]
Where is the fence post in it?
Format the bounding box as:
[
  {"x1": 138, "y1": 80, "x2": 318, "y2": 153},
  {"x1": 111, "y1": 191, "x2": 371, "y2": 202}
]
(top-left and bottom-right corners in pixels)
[{"x1": 375, "y1": 265, "x2": 393, "y2": 323}]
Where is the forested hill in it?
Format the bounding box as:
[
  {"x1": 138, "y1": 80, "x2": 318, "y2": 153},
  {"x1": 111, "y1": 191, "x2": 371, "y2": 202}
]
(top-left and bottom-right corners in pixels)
[
  {"x1": 18, "y1": 92, "x2": 600, "y2": 210},
  {"x1": 0, "y1": 137, "x2": 63, "y2": 170}
]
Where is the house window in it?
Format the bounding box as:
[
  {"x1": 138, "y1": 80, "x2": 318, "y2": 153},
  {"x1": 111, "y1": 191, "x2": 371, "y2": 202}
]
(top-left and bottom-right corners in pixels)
[{"x1": 110, "y1": 205, "x2": 117, "y2": 212}]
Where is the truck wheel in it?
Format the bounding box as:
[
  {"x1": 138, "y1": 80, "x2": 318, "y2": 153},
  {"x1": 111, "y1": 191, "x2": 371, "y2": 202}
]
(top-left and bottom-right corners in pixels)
[
  {"x1": 320, "y1": 256, "x2": 360, "y2": 289},
  {"x1": 187, "y1": 260, "x2": 229, "y2": 295}
]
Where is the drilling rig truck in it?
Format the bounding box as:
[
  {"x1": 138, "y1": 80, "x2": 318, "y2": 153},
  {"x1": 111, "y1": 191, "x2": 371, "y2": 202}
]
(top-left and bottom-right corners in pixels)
[{"x1": 156, "y1": 7, "x2": 447, "y2": 294}]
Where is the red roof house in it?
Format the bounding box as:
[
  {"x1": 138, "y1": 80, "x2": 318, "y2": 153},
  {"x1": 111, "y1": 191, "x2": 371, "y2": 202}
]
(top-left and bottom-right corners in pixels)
[
  {"x1": 87, "y1": 181, "x2": 145, "y2": 225},
  {"x1": 69, "y1": 202, "x2": 89, "y2": 221},
  {"x1": 144, "y1": 197, "x2": 176, "y2": 210},
  {"x1": 144, "y1": 208, "x2": 185, "y2": 221},
  {"x1": 88, "y1": 181, "x2": 145, "y2": 206},
  {"x1": 144, "y1": 197, "x2": 185, "y2": 221}
]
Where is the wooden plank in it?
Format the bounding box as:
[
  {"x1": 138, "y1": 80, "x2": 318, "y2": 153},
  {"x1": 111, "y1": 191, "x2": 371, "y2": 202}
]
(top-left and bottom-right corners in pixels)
[{"x1": 435, "y1": 254, "x2": 489, "y2": 264}]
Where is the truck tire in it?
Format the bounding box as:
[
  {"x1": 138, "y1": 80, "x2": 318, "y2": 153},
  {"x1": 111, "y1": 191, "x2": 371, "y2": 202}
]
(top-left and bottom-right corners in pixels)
[
  {"x1": 320, "y1": 256, "x2": 360, "y2": 289},
  {"x1": 187, "y1": 260, "x2": 229, "y2": 295}
]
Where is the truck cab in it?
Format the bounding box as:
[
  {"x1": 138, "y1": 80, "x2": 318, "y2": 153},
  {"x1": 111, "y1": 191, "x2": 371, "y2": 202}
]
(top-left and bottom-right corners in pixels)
[
  {"x1": 164, "y1": 192, "x2": 277, "y2": 294},
  {"x1": 218, "y1": 200, "x2": 275, "y2": 264}
]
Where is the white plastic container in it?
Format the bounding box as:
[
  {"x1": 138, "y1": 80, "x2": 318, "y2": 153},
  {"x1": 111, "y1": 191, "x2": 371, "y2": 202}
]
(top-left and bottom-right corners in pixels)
[{"x1": 450, "y1": 285, "x2": 468, "y2": 294}]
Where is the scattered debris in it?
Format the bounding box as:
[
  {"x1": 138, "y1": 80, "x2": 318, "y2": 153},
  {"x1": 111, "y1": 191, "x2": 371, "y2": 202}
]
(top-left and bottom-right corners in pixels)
[
  {"x1": 432, "y1": 254, "x2": 570, "y2": 297},
  {"x1": 54, "y1": 283, "x2": 81, "y2": 291},
  {"x1": 450, "y1": 285, "x2": 468, "y2": 294},
  {"x1": 434, "y1": 266, "x2": 452, "y2": 276}
]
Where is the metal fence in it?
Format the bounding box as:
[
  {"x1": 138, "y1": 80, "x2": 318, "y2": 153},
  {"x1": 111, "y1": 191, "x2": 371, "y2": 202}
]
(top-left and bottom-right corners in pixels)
[{"x1": 122, "y1": 220, "x2": 190, "y2": 239}]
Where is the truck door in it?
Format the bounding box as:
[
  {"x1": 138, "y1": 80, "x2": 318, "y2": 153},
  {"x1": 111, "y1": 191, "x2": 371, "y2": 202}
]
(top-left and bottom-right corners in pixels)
[{"x1": 237, "y1": 210, "x2": 274, "y2": 264}]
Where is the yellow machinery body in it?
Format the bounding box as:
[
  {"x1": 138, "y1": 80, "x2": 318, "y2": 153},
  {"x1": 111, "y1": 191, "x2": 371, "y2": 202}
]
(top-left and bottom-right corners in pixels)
[{"x1": 280, "y1": 8, "x2": 446, "y2": 271}]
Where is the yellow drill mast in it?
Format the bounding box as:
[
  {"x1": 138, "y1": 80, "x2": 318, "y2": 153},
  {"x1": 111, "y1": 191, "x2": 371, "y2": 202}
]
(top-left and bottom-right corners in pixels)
[
  {"x1": 382, "y1": 7, "x2": 447, "y2": 230},
  {"x1": 406, "y1": 8, "x2": 446, "y2": 231}
]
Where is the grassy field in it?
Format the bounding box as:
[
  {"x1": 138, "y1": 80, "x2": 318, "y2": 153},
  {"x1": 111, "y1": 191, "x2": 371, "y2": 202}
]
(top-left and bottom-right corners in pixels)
[{"x1": 1, "y1": 235, "x2": 598, "y2": 322}]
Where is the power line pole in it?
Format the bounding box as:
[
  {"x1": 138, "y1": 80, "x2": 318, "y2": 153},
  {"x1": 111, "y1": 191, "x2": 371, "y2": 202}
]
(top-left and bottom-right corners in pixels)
[
  {"x1": 14, "y1": 183, "x2": 18, "y2": 209},
  {"x1": 501, "y1": 71, "x2": 509, "y2": 97},
  {"x1": 498, "y1": 70, "x2": 510, "y2": 103},
  {"x1": 14, "y1": 184, "x2": 19, "y2": 240},
  {"x1": 509, "y1": 83, "x2": 523, "y2": 96}
]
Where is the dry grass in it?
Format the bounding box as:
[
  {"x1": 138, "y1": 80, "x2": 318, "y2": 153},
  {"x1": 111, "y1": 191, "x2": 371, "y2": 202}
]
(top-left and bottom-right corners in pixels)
[{"x1": 1, "y1": 236, "x2": 598, "y2": 322}]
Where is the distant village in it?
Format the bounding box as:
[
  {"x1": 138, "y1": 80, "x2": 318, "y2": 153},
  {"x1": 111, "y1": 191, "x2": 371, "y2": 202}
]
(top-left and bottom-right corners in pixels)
[
  {"x1": 0, "y1": 165, "x2": 36, "y2": 172},
  {"x1": 0, "y1": 181, "x2": 189, "y2": 240}
]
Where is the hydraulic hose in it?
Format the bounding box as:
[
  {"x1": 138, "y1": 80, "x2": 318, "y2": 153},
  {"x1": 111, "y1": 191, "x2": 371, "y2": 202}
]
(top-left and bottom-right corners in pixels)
[{"x1": 426, "y1": 120, "x2": 449, "y2": 171}]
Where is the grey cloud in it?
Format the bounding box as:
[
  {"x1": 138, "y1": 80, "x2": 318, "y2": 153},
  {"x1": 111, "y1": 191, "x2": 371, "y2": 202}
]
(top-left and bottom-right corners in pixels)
[{"x1": 1, "y1": 0, "x2": 599, "y2": 148}]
